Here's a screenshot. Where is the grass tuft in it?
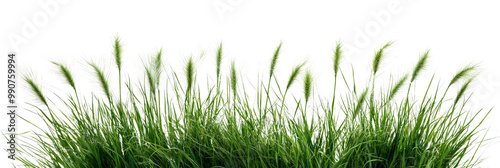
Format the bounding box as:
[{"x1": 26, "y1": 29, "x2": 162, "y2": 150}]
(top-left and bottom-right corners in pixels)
[
  {"x1": 18, "y1": 39, "x2": 491, "y2": 168},
  {"x1": 353, "y1": 88, "x2": 368, "y2": 117}
]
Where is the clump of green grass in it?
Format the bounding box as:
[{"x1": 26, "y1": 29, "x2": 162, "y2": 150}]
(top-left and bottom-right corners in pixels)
[{"x1": 18, "y1": 38, "x2": 491, "y2": 168}]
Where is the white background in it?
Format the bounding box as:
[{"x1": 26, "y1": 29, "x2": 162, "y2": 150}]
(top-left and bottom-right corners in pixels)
[{"x1": 1, "y1": 0, "x2": 500, "y2": 167}]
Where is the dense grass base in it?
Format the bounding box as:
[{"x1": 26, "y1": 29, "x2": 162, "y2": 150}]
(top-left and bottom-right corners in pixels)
[{"x1": 19, "y1": 39, "x2": 490, "y2": 167}]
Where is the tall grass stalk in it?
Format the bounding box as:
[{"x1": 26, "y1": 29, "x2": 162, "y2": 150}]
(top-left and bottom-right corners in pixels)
[{"x1": 113, "y1": 36, "x2": 123, "y2": 103}]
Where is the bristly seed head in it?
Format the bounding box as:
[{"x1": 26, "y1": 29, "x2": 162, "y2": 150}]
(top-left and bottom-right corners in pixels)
[
  {"x1": 411, "y1": 50, "x2": 430, "y2": 82},
  {"x1": 216, "y1": 42, "x2": 223, "y2": 78},
  {"x1": 113, "y1": 36, "x2": 122, "y2": 71},
  {"x1": 24, "y1": 76, "x2": 48, "y2": 106},
  {"x1": 389, "y1": 74, "x2": 408, "y2": 101},
  {"x1": 18, "y1": 40, "x2": 491, "y2": 167},
  {"x1": 354, "y1": 88, "x2": 369, "y2": 118},
  {"x1": 145, "y1": 49, "x2": 163, "y2": 94},
  {"x1": 454, "y1": 78, "x2": 474, "y2": 106},
  {"x1": 145, "y1": 66, "x2": 155, "y2": 94},
  {"x1": 52, "y1": 61, "x2": 76, "y2": 90},
  {"x1": 154, "y1": 49, "x2": 163, "y2": 85},
  {"x1": 89, "y1": 62, "x2": 111, "y2": 100},
  {"x1": 286, "y1": 62, "x2": 305, "y2": 91},
  {"x1": 269, "y1": 41, "x2": 283, "y2": 79},
  {"x1": 230, "y1": 61, "x2": 237, "y2": 96},
  {"x1": 185, "y1": 57, "x2": 194, "y2": 91},
  {"x1": 333, "y1": 42, "x2": 343, "y2": 76},
  {"x1": 303, "y1": 70, "x2": 313, "y2": 102},
  {"x1": 372, "y1": 41, "x2": 393, "y2": 75},
  {"x1": 449, "y1": 64, "x2": 477, "y2": 87}
]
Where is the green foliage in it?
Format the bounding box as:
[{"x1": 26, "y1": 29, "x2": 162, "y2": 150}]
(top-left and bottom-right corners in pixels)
[{"x1": 19, "y1": 39, "x2": 491, "y2": 168}]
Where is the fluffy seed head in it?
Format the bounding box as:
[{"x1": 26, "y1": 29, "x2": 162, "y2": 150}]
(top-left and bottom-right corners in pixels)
[
  {"x1": 185, "y1": 57, "x2": 195, "y2": 91},
  {"x1": 24, "y1": 76, "x2": 48, "y2": 106},
  {"x1": 286, "y1": 63, "x2": 305, "y2": 91},
  {"x1": 89, "y1": 62, "x2": 111, "y2": 100},
  {"x1": 230, "y1": 61, "x2": 237, "y2": 96},
  {"x1": 372, "y1": 42, "x2": 393, "y2": 75},
  {"x1": 216, "y1": 42, "x2": 223, "y2": 78},
  {"x1": 52, "y1": 62, "x2": 76, "y2": 90},
  {"x1": 269, "y1": 41, "x2": 283, "y2": 78},
  {"x1": 354, "y1": 88, "x2": 369, "y2": 117},
  {"x1": 333, "y1": 42, "x2": 343, "y2": 76},
  {"x1": 154, "y1": 49, "x2": 163, "y2": 84},
  {"x1": 303, "y1": 70, "x2": 313, "y2": 102},
  {"x1": 449, "y1": 65, "x2": 477, "y2": 86},
  {"x1": 411, "y1": 50, "x2": 430, "y2": 82},
  {"x1": 145, "y1": 67, "x2": 155, "y2": 93},
  {"x1": 389, "y1": 74, "x2": 408, "y2": 101},
  {"x1": 113, "y1": 36, "x2": 122, "y2": 71},
  {"x1": 454, "y1": 78, "x2": 473, "y2": 105}
]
